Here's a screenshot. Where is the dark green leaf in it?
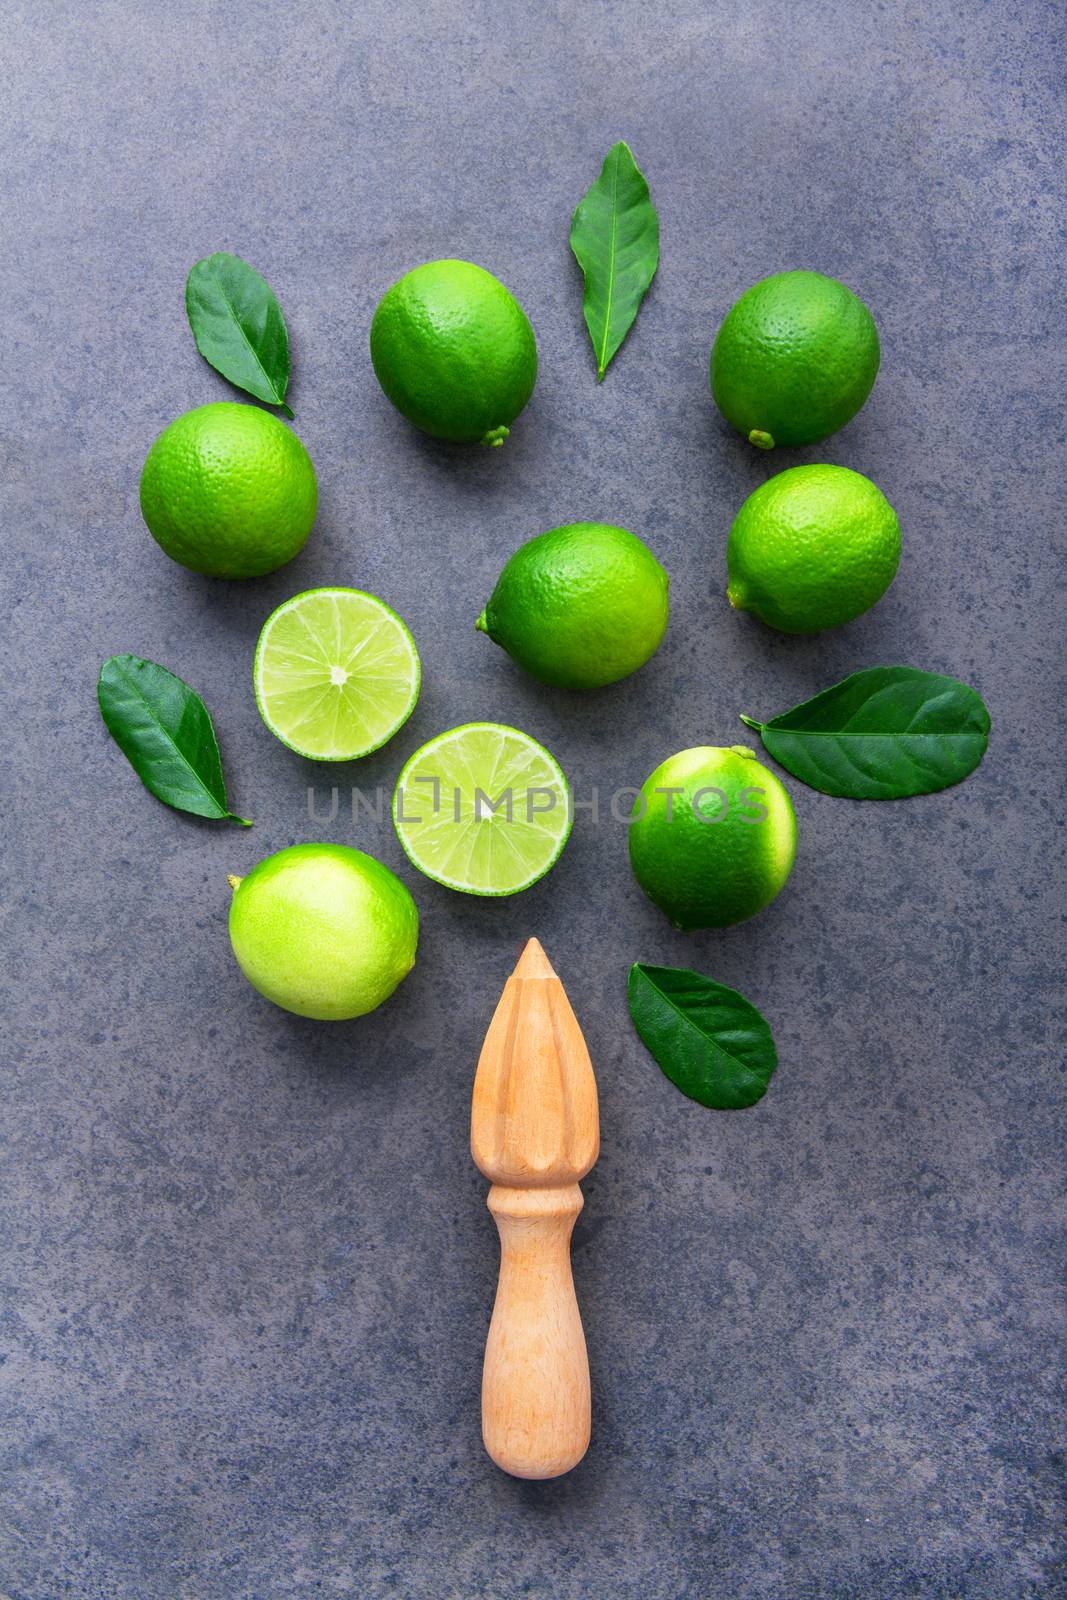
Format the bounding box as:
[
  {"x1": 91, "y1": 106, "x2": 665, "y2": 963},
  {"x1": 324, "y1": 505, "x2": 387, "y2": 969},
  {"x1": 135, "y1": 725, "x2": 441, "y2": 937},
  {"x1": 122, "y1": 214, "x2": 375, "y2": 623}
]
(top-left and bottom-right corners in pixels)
[
  {"x1": 569, "y1": 141, "x2": 659, "y2": 381},
  {"x1": 185, "y1": 252, "x2": 293, "y2": 415},
  {"x1": 627, "y1": 964, "x2": 777, "y2": 1110},
  {"x1": 739, "y1": 667, "x2": 991, "y2": 800},
  {"x1": 97, "y1": 655, "x2": 251, "y2": 826}
]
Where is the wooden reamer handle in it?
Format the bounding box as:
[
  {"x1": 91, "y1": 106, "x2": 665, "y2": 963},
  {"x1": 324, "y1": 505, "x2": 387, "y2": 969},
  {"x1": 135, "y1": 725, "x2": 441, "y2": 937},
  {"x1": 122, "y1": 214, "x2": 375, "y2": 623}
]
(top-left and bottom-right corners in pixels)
[{"x1": 482, "y1": 1183, "x2": 589, "y2": 1478}]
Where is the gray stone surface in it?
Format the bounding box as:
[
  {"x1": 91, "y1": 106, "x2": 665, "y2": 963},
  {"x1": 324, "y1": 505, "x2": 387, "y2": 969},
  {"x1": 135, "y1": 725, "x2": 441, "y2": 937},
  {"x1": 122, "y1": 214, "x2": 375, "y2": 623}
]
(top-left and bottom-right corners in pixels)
[{"x1": 2, "y1": 2, "x2": 1064, "y2": 1596}]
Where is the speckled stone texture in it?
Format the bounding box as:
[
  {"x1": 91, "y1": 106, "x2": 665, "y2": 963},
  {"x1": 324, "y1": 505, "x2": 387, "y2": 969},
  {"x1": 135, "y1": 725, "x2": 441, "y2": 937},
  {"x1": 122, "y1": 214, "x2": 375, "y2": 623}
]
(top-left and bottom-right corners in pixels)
[{"x1": 2, "y1": 3, "x2": 1064, "y2": 1596}]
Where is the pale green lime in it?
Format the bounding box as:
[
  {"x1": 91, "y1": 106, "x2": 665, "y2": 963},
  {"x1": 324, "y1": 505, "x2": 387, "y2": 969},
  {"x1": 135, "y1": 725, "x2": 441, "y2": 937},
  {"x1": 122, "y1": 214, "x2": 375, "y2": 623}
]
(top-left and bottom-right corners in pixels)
[
  {"x1": 228, "y1": 843, "x2": 418, "y2": 1020},
  {"x1": 253, "y1": 587, "x2": 420, "y2": 761},
  {"x1": 392, "y1": 723, "x2": 571, "y2": 895}
]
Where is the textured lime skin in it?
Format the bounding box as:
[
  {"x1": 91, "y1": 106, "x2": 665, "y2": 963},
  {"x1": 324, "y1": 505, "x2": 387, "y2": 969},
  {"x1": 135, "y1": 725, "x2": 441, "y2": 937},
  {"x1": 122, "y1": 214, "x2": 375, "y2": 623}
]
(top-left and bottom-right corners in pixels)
[
  {"x1": 228, "y1": 843, "x2": 418, "y2": 1020},
  {"x1": 710, "y1": 271, "x2": 880, "y2": 448},
  {"x1": 629, "y1": 747, "x2": 797, "y2": 931},
  {"x1": 140, "y1": 403, "x2": 318, "y2": 578},
  {"x1": 478, "y1": 522, "x2": 669, "y2": 689},
  {"x1": 727, "y1": 464, "x2": 900, "y2": 633},
  {"x1": 370, "y1": 260, "x2": 537, "y2": 445}
]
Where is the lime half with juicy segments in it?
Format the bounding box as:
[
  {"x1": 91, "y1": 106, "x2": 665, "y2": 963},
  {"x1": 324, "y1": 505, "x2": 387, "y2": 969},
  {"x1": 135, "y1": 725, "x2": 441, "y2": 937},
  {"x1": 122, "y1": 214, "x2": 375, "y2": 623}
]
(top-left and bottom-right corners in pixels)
[
  {"x1": 392, "y1": 723, "x2": 571, "y2": 895},
  {"x1": 254, "y1": 588, "x2": 420, "y2": 760}
]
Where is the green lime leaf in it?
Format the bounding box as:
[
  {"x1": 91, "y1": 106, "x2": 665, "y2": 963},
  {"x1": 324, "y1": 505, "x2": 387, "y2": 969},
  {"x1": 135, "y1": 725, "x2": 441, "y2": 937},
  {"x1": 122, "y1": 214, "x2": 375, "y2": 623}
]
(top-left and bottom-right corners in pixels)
[
  {"x1": 97, "y1": 655, "x2": 251, "y2": 826},
  {"x1": 185, "y1": 252, "x2": 293, "y2": 416},
  {"x1": 627, "y1": 964, "x2": 777, "y2": 1110},
  {"x1": 739, "y1": 667, "x2": 991, "y2": 800},
  {"x1": 569, "y1": 141, "x2": 659, "y2": 381}
]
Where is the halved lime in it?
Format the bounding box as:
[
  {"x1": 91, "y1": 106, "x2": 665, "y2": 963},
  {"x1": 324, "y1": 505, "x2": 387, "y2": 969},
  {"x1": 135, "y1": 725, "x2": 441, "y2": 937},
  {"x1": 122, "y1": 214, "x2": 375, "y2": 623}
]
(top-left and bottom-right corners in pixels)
[
  {"x1": 254, "y1": 588, "x2": 420, "y2": 760},
  {"x1": 392, "y1": 723, "x2": 572, "y2": 895}
]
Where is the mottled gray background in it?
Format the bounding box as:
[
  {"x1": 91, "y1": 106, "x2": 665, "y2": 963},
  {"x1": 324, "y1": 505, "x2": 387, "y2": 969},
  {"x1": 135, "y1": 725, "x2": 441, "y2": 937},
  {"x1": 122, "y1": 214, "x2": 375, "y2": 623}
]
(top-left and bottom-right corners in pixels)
[{"x1": 2, "y1": 2, "x2": 1064, "y2": 1596}]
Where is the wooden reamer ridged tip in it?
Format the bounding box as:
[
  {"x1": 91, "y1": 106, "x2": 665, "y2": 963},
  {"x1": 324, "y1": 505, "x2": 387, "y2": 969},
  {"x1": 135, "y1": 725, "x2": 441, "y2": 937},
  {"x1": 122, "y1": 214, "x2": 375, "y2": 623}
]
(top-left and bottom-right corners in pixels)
[{"x1": 509, "y1": 935, "x2": 556, "y2": 981}]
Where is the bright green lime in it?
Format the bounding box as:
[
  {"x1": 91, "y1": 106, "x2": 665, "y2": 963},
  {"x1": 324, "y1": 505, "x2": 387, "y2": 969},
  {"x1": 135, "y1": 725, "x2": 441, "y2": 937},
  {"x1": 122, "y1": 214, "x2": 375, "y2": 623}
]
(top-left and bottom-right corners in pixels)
[
  {"x1": 370, "y1": 260, "x2": 537, "y2": 447},
  {"x1": 710, "y1": 271, "x2": 880, "y2": 449},
  {"x1": 228, "y1": 843, "x2": 418, "y2": 1020},
  {"x1": 476, "y1": 522, "x2": 669, "y2": 690},
  {"x1": 253, "y1": 587, "x2": 420, "y2": 761},
  {"x1": 140, "y1": 402, "x2": 317, "y2": 577},
  {"x1": 392, "y1": 723, "x2": 571, "y2": 895},
  {"x1": 727, "y1": 464, "x2": 900, "y2": 633},
  {"x1": 629, "y1": 746, "x2": 797, "y2": 930}
]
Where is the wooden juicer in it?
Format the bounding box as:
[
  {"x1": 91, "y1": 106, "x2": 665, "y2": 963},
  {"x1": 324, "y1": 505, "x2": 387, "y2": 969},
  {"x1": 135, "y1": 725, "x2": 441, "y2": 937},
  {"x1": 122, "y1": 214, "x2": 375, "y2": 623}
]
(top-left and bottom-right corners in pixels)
[{"x1": 470, "y1": 938, "x2": 600, "y2": 1479}]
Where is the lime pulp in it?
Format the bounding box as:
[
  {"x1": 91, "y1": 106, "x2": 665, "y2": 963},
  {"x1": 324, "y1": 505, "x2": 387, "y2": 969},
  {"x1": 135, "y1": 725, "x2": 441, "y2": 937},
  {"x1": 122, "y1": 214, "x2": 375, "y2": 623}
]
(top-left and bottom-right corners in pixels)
[
  {"x1": 254, "y1": 588, "x2": 420, "y2": 760},
  {"x1": 392, "y1": 723, "x2": 571, "y2": 895}
]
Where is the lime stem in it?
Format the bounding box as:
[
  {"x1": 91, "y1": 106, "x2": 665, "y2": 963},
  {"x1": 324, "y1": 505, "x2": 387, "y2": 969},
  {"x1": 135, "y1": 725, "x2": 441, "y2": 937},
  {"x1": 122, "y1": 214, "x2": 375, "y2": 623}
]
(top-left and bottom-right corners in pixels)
[
  {"x1": 227, "y1": 873, "x2": 242, "y2": 891},
  {"x1": 748, "y1": 429, "x2": 775, "y2": 449},
  {"x1": 475, "y1": 610, "x2": 488, "y2": 633}
]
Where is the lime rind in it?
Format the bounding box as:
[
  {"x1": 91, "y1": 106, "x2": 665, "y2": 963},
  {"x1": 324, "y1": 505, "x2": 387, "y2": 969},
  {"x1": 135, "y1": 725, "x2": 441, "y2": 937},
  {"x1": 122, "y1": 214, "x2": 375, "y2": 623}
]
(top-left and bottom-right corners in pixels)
[
  {"x1": 254, "y1": 587, "x2": 420, "y2": 761},
  {"x1": 392, "y1": 722, "x2": 572, "y2": 896}
]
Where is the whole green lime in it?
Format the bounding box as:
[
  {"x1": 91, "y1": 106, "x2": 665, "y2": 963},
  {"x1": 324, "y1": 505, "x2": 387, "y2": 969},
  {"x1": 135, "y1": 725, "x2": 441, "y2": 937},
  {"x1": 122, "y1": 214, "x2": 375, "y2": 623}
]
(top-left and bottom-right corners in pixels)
[
  {"x1": 476, "y1": 522, "x2": 669, "y2": 689},
  {"x1": 370, "y1": 259, "x2": 537, "y2": 447},
  {"x1": 228, "y1": 843, "x2": 418, "y2": 1020},
  {"x1": 140, "y1": 402, "x2": 318, "y2": 578},
  {"x1": 727, "y1": 464, "x2": 900, "y2": 633},
  {"x1": 628, "y1": 746, "x2": 797, "y2": 930},
  {"x1": 710, "y1": 270, "x2": 880, "y2": 449}
]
